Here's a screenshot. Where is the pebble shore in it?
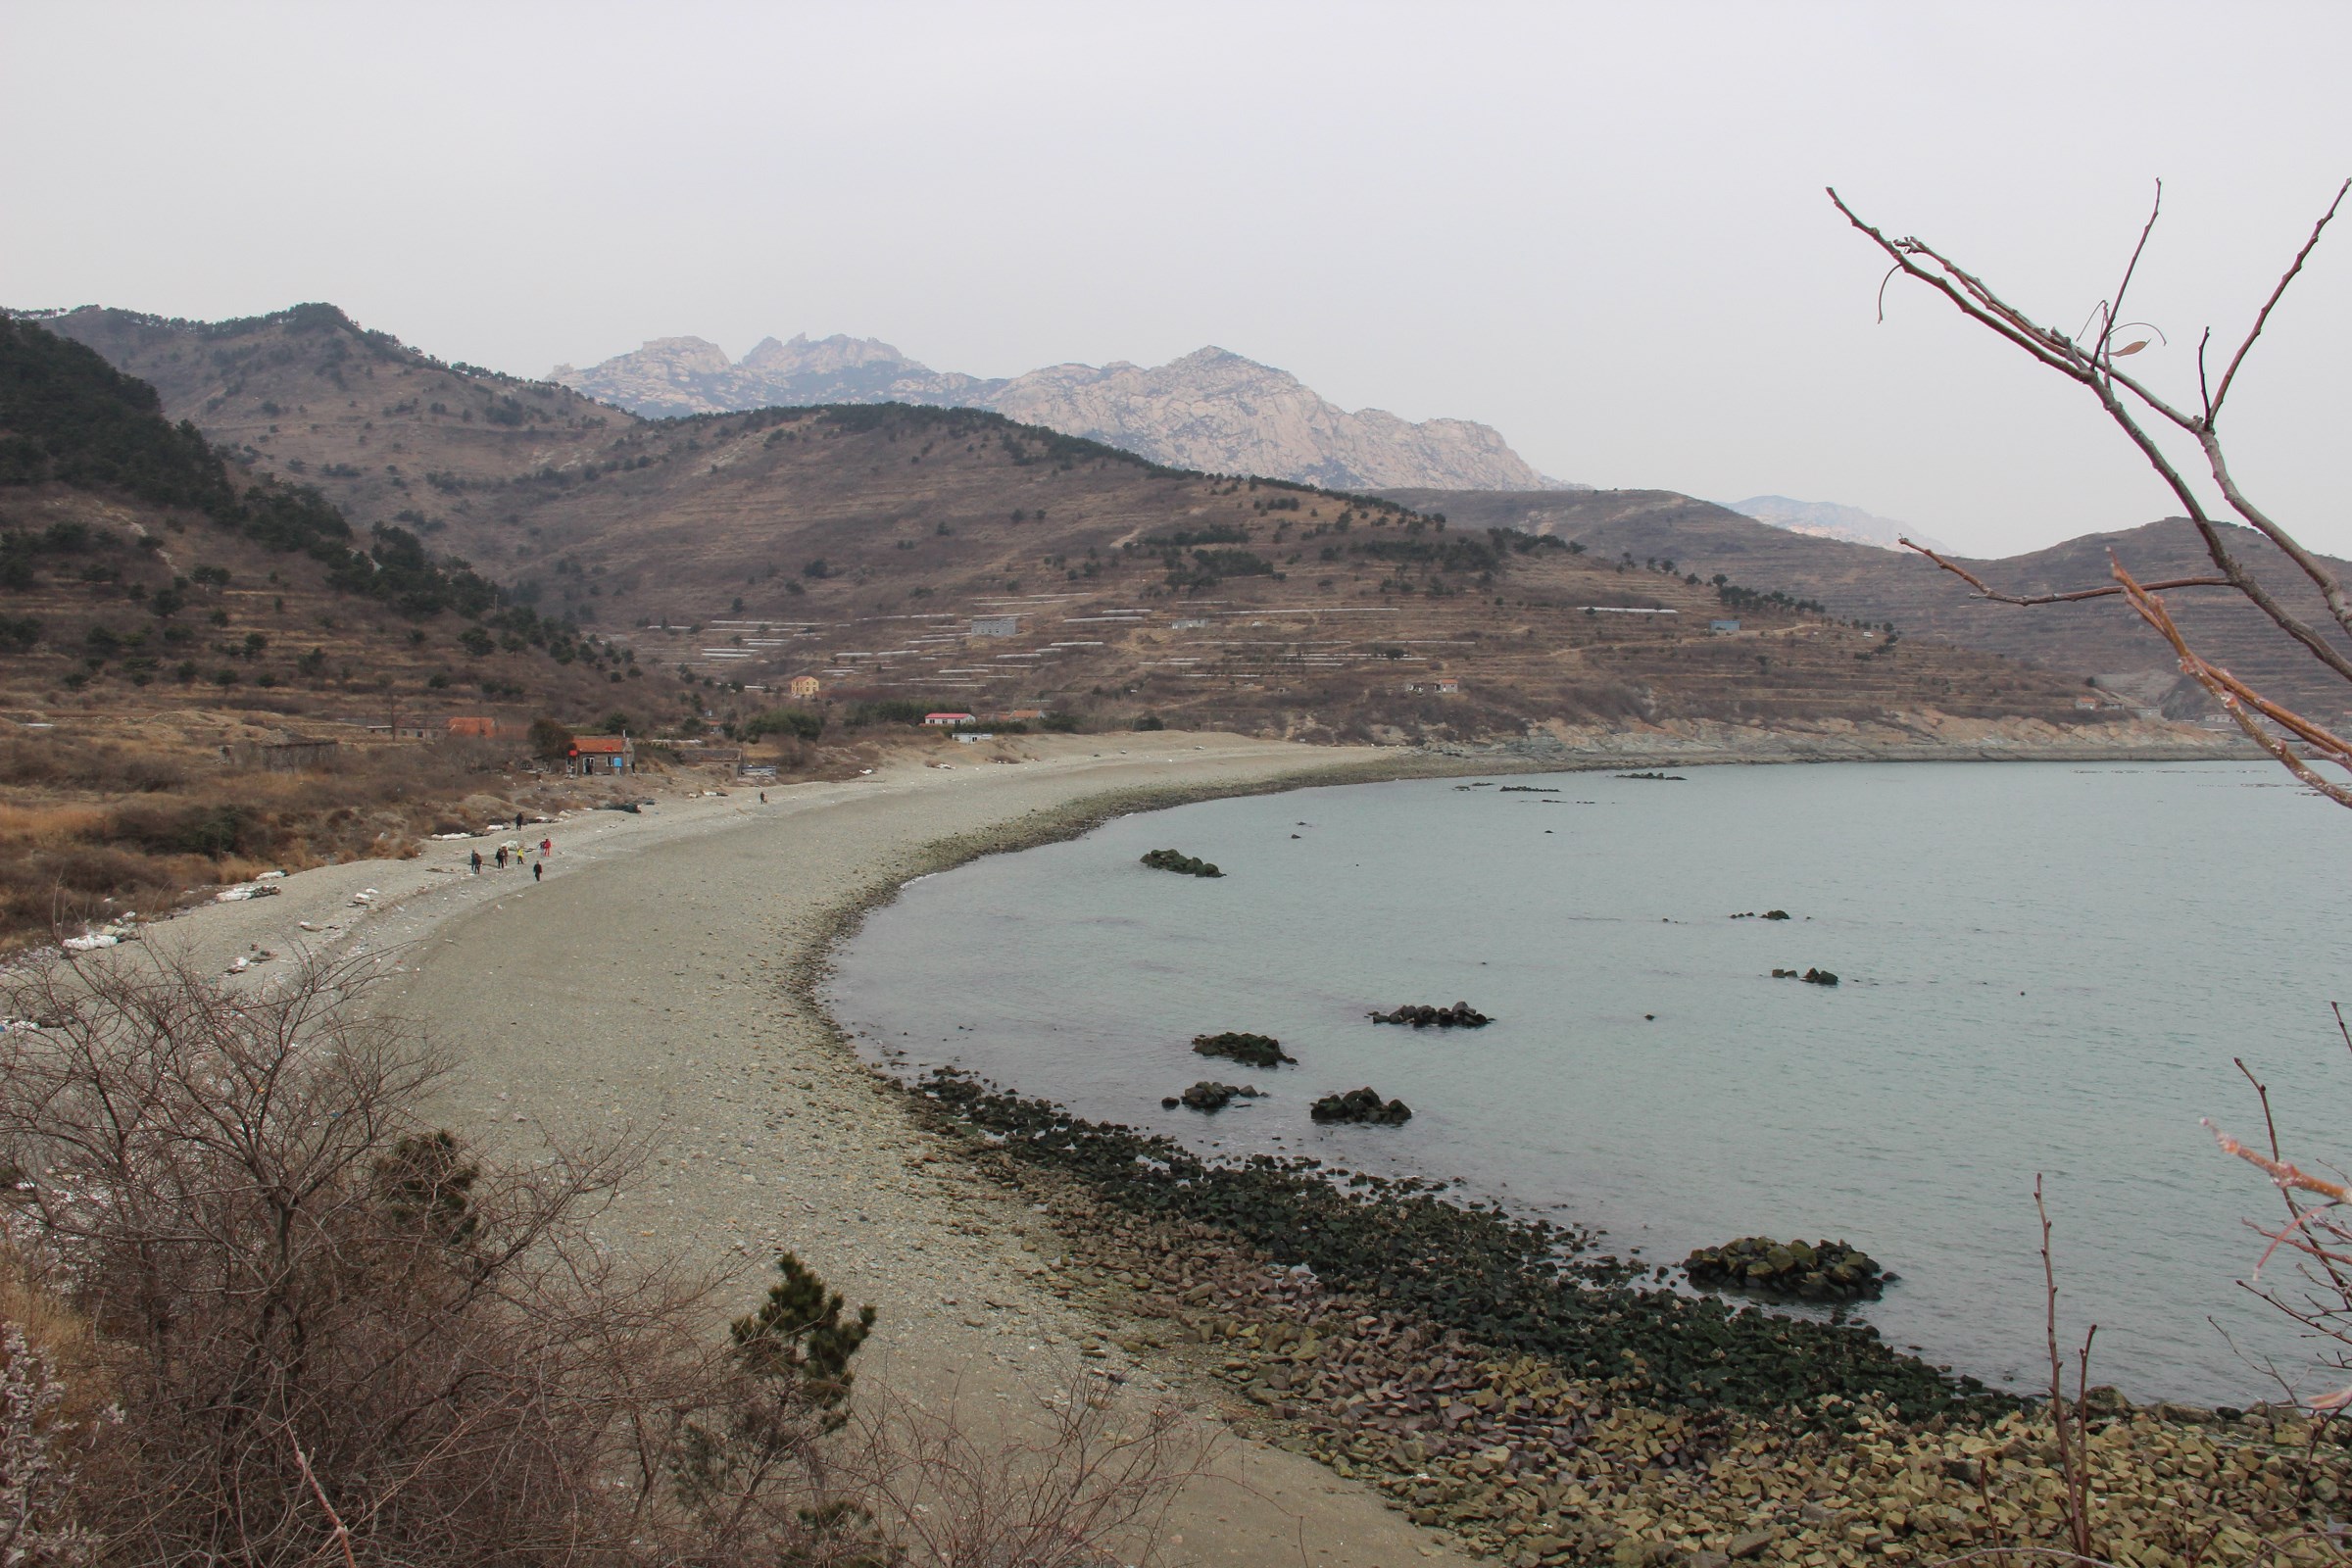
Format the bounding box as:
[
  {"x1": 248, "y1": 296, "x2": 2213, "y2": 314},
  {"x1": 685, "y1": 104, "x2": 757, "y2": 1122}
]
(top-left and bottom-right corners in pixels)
[{"x1": 121, "y1": 731, "x2": 2343, "y2": 1566}]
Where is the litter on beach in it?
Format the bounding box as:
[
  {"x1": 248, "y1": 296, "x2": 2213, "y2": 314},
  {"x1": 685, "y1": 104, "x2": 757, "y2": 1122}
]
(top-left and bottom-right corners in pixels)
[
  {"x1": 62, "y1": 932, "x2": 122, "y2": 952},
  {"x1": 215, "y1": 883, "x2": 281, "y2": 903}
]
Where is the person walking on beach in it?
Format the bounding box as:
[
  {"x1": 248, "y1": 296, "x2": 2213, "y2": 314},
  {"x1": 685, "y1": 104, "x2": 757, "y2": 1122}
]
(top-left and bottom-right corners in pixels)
[
  {"x1": 539, "y1": 836, "x2": 552, "y2": 858},
  {"x1": 514, "y1": 811, "x2": 525, "y2": 830},
  {"x1": 532, "y1": 859, "x2": 543, "y2": 882},
  {"x1": 470, "y1": 849, "x2": 482, "y2": 875},
  {"x1": 495, "y1": 845, "x2": 509, "y2": 871}
]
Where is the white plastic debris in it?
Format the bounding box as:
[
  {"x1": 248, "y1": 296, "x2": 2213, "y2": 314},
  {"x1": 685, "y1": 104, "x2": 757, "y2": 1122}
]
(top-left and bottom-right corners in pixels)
[
  {"x1": 214, "y1": 883, "x2": 281, "y2": 903},
  {"x1": 255, "y1": 869, "x2": 286, "y2": 881},
  {"x1": 62, "y1": 933, "x2": 120, "y2": 953}
]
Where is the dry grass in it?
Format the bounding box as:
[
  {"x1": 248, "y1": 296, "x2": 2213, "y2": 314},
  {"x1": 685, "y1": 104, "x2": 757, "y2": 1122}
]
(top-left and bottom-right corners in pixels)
[{"x1": 0, "y1": 721, "x2": 882, "y2": 951}]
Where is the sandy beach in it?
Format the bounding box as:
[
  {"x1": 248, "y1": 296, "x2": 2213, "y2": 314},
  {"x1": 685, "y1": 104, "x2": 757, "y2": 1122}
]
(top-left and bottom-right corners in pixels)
[{"x1": 136, "y1": 732, "x2": 1474, "y2": 1567}]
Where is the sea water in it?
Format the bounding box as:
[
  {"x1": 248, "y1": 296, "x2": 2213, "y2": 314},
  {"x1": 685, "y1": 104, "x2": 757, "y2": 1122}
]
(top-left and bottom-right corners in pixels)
[{"x1": 824, "y1": 760, "x2": 2351, "y2": 1405}]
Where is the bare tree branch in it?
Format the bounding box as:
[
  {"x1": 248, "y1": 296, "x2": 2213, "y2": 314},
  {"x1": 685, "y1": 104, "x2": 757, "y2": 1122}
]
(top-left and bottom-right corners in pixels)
[
  {"x1": 1834, "y1": 180, "x2": 2352, "y2": 777},
  {"x1": 1899, "y1": 538, "x2": 2229, "y2": 606}
]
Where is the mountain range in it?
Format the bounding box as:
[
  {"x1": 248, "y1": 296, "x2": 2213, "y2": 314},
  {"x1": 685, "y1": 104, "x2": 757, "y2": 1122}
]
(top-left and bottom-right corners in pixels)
[
  {"x1": 10, "y1": 303, "x2": 2109, "y2": 748},
  {"x1": 552, "y1": 333, "x2": 1561, "y2": 494}
]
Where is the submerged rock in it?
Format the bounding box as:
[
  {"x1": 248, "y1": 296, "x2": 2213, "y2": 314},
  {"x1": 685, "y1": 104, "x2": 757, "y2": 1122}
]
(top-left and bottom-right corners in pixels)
[
  {"x1": 1684, "y1": 1236, "x2": 1888, "y2": 1300},
  {"x1": 1193, "y1": 1031, "x2": 1295, "y2": 1068},
  {"x1": 1163, "y1": 1080, "x2": 1262, "y2": 1112},
  {"x1": 1617, "y1": 771, "x2": 1686, "y2": 781},
  {"x1": 1369, "y1": 1001, "x2": 1493, "y2": 1029},
  {"x1": 1311, "y1": 1087, "x2": 1413, "y2": 1125},
  {"x1": 1771, "y1": 967, "x2": 1839, "y2": 986},
  {"x1": 1142, "y1": 848, "x2": 1223, "y2": 877}
]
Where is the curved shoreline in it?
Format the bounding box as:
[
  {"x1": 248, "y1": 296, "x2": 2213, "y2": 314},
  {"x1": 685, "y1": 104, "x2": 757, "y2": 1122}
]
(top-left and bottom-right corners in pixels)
[{"x1": 118, "y1": 731, "x2": 2315, "y2": 1567}]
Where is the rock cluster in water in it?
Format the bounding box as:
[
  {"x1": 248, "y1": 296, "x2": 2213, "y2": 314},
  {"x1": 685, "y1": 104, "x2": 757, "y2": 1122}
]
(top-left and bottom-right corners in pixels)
[
  {"x1": 1684, "y1": 1236, "x2": 1888, "y2": 1300},
  {"x1": 1772, "y1": 967, "x2": 1839, "y2": 986},
  {"x1": 1192, "y1": 1031, "x2": 1294, "y2": 1068},
  {"x1": 1369, "y1": 1001, "x2": 1492, "y2": 1029},
  {"x1": 1730, "y1": 909, "x2": 1792, "y2": 920},
  {"x1": 1617, "y1": 771, "x2": 1686, "y2": 781},
  {"x1": 1311, "y1": 1087, "x2": 1414, "y2": 1125},
  {"x1": 1162, "y1": 1081, "x2": 1262, "y2": 1112},
  {"x1": 1141, "y1": 848, "x2": 1222, "y2": 877}
]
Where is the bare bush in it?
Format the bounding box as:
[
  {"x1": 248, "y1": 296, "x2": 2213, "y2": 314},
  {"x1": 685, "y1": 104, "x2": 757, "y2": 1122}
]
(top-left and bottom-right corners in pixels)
[
  {"x1": 0, "y1": 950, "x2": 1197, "y2": 1565},
  {"x1": 837, "y1": 1379, "x2": 1205, "y2": 1568},
  {"x1": 0, "y1": 948, "x2": 731, "y2": 1562}
]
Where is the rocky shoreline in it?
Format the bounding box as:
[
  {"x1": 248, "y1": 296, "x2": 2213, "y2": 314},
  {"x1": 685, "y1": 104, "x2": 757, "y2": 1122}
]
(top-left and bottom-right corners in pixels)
[
  {"x1": 897, "y1": 1072, "x2": 2349, "y2": 1567},
  {"x1": 789, "y1": 741, "x2": 2340, "y2": 1566}
]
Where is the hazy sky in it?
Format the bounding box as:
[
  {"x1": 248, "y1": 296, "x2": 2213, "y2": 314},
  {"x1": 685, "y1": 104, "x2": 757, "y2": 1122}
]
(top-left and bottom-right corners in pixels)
[{"x1": 5, "y1": 2, "x2": 2346, "y2": 556}]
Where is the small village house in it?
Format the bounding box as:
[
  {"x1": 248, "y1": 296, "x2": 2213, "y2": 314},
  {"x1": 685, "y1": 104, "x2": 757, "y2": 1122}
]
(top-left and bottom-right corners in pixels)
[
  {"x1": 1710, "y1": 618, "x2": 1742, "y2": 633},
  {"x1": 788, "y1": 675, "x2": 820, "y2": 700},
  {"x1": 922, "y1": 711, "x2": 977, "y2": 726},
  {"x1": 567, "y1": 734, "x2": 636, "y2": 774},
  {"x1": 968, "y1": 615, "x2": 1019, "y2": 637}
]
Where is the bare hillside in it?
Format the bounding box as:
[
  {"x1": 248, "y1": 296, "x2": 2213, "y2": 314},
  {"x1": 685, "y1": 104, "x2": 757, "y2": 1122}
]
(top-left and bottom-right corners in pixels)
[
  {"x1": 24, "y1": 304, "x2": 2128, "y2": 740},
  {"x1": 1382, "y1": 487, "x2": 2352, "y2": 718}
]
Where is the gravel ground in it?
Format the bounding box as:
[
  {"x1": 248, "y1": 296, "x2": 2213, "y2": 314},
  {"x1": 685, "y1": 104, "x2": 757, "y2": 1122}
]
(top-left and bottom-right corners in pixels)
[{"x1": 137, "y1": 733, "x2": 1477, "y2": 1567}]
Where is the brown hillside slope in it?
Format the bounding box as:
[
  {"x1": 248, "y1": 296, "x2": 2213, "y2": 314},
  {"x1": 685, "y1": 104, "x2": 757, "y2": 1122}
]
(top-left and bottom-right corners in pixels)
[
  {"x1": 25, "y1": 304, "x2": 2144, "y2": 740},
  {"x1": 1383, "y1": 488, "x2": 2352, "y2": 718}
]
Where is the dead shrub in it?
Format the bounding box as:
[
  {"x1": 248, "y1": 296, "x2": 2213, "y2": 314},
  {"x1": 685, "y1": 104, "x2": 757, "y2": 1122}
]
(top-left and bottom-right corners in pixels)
[{"x1": 0, "y1": 950, "x2": 1197, "y2": 1566}]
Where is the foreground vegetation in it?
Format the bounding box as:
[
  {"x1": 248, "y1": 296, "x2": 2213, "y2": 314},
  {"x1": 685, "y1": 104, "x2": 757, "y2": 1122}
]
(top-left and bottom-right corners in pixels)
[{"x1": 0, "y1": 953, "x2": 1193, "y2": 1565}]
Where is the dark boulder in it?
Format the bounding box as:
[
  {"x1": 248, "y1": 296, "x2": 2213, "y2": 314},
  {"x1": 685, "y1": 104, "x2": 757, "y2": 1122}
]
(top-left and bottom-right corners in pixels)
[
  {"x1": 1771, "y1": 967, "x2": 1839, "y2": 986},
  {"x1": 1142, "y1": 848, "x2": 1222, "y2": 878},
  {"x1": 1310, "y1": 1087, "x2": 1412, "y2": 1126},
  {"x1": 1684, "y1": 1236, "x2": 1888, "y2": 1300},
  {"x1": 1192, "y1": 1031, "x2": 1294, "y2": 1068},
  {"x1": 1165, "y1": 1081, "x2": 1261, "y2": 1112},
  {"x1": 1369, "y1": 1001, "x2": 1492, "y2": 1028}
]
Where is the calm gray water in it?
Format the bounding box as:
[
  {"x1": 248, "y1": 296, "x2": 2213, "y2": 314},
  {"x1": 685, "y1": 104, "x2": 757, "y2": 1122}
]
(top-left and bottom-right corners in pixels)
[{"x1": 825, "y1": 761, "x2": 2351, "y2": 1405}]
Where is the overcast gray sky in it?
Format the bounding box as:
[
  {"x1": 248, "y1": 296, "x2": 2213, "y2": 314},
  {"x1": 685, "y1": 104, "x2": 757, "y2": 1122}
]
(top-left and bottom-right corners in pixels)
[{"x1": 5, "y1": 1, "x2": 2346, "y2": 556}]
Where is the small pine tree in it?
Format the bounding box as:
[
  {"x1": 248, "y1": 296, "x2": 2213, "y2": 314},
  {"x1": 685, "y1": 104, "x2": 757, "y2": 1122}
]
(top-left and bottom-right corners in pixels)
[{"x1": 731, "y1": 1251, "x2": 875, "y2": 1412}]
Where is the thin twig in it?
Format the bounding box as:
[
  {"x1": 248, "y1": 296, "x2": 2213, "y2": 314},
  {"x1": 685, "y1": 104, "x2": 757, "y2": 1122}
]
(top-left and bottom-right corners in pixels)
[{"x1": 287, "y1": 1428, "x2": 360, "y2": 1568}]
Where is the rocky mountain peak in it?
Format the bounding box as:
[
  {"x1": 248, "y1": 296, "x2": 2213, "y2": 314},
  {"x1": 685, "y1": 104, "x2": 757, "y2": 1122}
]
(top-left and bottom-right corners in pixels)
[
  {"x1": 552, "y1": 333, "x2": 1556, "y2": 491},
  {"x1": 741, "y1": 332, "x2": 909, "y2": 375}
]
